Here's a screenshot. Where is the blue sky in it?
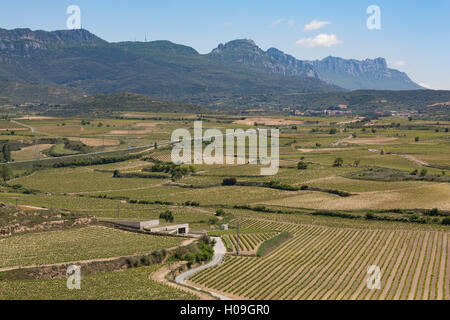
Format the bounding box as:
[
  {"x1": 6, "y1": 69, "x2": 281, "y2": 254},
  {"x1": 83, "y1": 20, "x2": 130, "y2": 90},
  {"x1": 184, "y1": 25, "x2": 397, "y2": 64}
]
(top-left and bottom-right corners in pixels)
[{"x1": 1, "y1": 0, "x2": 449, "y2": 89}]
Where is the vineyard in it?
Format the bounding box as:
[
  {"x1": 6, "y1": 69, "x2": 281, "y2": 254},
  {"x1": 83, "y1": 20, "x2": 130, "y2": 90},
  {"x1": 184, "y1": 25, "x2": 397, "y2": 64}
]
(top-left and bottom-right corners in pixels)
[
  {"x1": 0, "y1": 226, "x2": 184, "y2": 268},
  {"x1": 221, "y1": 232, "x2": 279, "y2": 254},
  {"x1": 0, "y1": 265, "x2": 197, "y2": 300},
  {"x1": 189, "y1": 219, "x2": 450, "y2": 300}
]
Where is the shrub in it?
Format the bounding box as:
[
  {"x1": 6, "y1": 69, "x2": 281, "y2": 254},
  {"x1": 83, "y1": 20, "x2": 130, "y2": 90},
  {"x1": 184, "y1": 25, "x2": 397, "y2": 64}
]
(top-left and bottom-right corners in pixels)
[
  {"x1": 208, "y1": 217, "x2": 219, "y2": 225},
  {"x1": 0, "y1": 165, "x2": 13, "y2": 181},
  {"x1": 442, "y1": 217, "x2": 450, "y2": 225},
  {"x1": 215, "y1": 209, "x2": 225, "y2": 216},
  {"x1": 297, "y1": 161, "x2": 308, "y2": 170},
  {"x1": 365, "y1": 213, "x2": 376, "y2": 220},
  {"x1": 420, "y1": 169, "x2": 428, "y2": 177},
  {"x1": 159, "y1": 210, "x2": 174, "y2": 223},
  {"x1": 333, "y1": 158, "x2": 344, "y2": 167},
  {"x1": 222, "y1": 177, "x2": 237, "y2": 186},
  {"x1": 427, "y1": 208, "x2": 440, "y2": 216}
]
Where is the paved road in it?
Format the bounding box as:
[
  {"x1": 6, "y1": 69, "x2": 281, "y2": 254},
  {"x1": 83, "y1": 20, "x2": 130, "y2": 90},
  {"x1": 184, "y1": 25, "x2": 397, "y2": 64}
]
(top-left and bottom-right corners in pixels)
[{"x1": 175, "y1": 236, "x2": 231, "y2": 300}]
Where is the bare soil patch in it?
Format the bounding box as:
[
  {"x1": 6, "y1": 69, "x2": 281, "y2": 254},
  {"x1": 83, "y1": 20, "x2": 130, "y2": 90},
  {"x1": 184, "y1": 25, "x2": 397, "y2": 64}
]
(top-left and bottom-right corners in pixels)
[
  {"x1": 109, "y1": 129, "x2": 152, "y2": 135},
  {"x1": 75, "y1": 138, "x2": 120, "y2": 146},
  {"x1": 17, "y1": 116, "x2": 57, "y2": 120},
  {"x1": 136, "y1": 122, "x2": 158, "y2": 127},
  {"x1": 348, "y1": 137, "x2": 398, "y2": 145},
  {"x1": 298, "y1": 147, "x2": 353, "y2": 153},
  {"x1": 233, "y1": 117, "x2": 304, "y2": 126}
]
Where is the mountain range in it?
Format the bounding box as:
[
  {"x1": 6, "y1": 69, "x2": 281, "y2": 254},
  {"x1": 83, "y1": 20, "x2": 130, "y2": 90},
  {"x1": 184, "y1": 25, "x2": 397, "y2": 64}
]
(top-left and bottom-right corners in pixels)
[
  {"x1": 209, "y1": 39, "x2": 422, "y2": 90},
  {"x1": 0, "y1": 28, "x2": 426, "y2": 109}
]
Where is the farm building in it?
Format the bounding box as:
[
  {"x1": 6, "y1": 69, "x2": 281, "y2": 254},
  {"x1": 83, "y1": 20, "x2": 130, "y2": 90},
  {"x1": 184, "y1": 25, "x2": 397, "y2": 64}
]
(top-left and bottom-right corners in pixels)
[{"x1": 112, "y1": 219, "x2": 189, "y2": 235}]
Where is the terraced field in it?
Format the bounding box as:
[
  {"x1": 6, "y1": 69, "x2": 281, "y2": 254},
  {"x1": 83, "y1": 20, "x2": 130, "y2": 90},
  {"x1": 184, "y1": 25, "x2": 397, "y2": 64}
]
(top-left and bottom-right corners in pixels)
[{"x1": 190, "y1": 219, "x2": 449, "y2": 300}]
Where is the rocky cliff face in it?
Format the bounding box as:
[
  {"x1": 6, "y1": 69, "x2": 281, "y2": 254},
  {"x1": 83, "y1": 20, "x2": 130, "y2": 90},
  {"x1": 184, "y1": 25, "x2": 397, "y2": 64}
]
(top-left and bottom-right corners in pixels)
[
  {"x1": 209, "y1": 39, "x2": 319, "y2": 78},
  {"x1": 209, "y1": 39, "x2": 422, "y2": 90}
]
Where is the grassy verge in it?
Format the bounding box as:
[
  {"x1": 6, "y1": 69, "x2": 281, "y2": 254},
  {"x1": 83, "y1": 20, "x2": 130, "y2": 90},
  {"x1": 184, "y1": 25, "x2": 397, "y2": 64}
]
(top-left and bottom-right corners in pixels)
[
  {"x1": 256, "y1": 231, "x2": 293, "y2": 257},
  {"x1": 221, "y1": 236, "x2": 234, "y2": 252}
]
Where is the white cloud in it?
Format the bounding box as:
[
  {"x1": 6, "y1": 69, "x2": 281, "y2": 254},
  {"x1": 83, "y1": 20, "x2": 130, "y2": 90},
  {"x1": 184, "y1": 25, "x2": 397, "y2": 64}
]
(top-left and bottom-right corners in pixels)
[
  {"x1": 296, "y1": 33, "x2": 342, "y2": 48},
  {"x1": 394, "y1": 60, "x2": 407, "y2": 67},
  {"x1": 304, "y1": 19, "x2": 331, "y2": 31},
  {"x1": 419, "y1": 82, "x2": 433, "y2": 89},
  {"x1": 288, "y1": 20, "x2": 295, "y2": 27},
  {"x1": 270, "y1": 18, "x2": 285, "y2": 27}
]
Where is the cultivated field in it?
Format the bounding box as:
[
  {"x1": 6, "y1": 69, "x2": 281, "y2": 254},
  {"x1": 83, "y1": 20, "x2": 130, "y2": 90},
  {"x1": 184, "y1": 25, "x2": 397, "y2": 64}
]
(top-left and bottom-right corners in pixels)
[
  {"x1": 0, "y1": 265, "x2": 197, "y2": 300},
  {"x1": 191, "y1": 219, "x2": 449, "y2": 300},
  {"x1": 0, "y1": 226, "x2": 184, "y2": 268},
  {"x1": 0, "y1": 113, "x2": 449, "y2": 300}
]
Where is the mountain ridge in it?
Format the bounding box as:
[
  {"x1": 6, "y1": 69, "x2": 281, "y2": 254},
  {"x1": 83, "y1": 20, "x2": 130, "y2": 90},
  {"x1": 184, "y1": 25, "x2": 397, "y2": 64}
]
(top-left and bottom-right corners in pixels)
[{"x1": 208, "y1": 39, "x2": 423, "y2": 90}]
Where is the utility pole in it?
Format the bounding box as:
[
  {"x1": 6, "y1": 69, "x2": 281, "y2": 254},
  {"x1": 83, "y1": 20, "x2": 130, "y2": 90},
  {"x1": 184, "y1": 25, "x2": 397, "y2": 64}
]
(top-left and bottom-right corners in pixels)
[
  {"x1": 117, "y1": 203, "x2": 120, "y2": 219},
  {"x1": 236, "y1": 221, "x2": 240, "y2": 255}
]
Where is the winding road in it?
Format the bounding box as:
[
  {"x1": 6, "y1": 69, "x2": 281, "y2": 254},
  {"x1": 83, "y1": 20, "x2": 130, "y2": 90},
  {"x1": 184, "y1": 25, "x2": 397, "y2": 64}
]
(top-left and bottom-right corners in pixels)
[{"x1": 175, "y1": 236, "x2": 231, "y2": 300}]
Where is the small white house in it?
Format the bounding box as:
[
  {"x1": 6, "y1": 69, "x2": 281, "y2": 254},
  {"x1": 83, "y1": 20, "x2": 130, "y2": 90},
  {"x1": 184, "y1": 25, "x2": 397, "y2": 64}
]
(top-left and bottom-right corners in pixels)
[{"x1": 113, "y1": 219, "x2": 189, "y2": 235}]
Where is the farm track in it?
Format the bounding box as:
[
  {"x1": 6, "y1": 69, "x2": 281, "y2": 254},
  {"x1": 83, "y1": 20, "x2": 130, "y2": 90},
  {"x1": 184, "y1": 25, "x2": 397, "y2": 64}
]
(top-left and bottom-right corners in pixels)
[{"x1": 189, "y1": 219, "x2": 449, "y2": 300}]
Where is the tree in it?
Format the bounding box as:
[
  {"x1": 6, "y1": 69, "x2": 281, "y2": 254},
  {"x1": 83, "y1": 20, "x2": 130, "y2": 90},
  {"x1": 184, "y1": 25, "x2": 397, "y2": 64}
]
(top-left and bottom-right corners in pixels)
[
  {"x1": 215, "y1": 209, "x2": 225, "y2": 216},
  {"x1": 208, "y1": 216, "x2": 219, "y2": 225},
  {"x1": 428, "y1": 208, "x2": 439, "y2": 216},
  {"x1": 420, "y1": 169, "x2": 428, "y2": 177},
  {"x1": 222, "y1": 177, "x2": 237, "y2": 186},
  {"x1": 297, "y1": 161, "x2": 308, "y2": 170},
  {"x1": 365, "y1": 213, "x2": 376, "y2": 220},
  {"x1": 354, "y1": 159, "x2": 361, "y2": 167},
  {"x1": 333, "y1": 158, "x2": 344, "y2": 167},
  {"x1": 113, "y1": 170, "x2": 120, "y2": 177},
  {"x1": 329, "y1": 128, "x2": 337, "y2": 135},
  {"x1": 2, "y1": 144, "x2": 11, "y2": 162},
  {"x1": 415, "y1": 137, "x2": 420, "y2": 142},
  {"x1": 0, "y1": 165, "x2": 13, "y2": 181},
  {"x1": 159, "y1": 210, "x2": 174, "y2": 223}
]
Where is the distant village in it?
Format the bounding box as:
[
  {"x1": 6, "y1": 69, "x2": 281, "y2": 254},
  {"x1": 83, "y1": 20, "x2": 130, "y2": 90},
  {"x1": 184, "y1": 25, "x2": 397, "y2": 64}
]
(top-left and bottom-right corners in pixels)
[
  {"x1": 287, "y1": 104, "x2": 420, "y2": 118},
  {"x1": 288, "y1": 104, "x2": 352, "y2": 116}
]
